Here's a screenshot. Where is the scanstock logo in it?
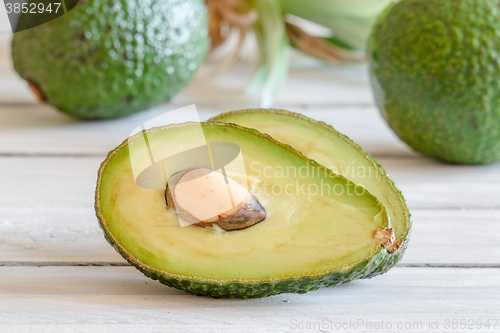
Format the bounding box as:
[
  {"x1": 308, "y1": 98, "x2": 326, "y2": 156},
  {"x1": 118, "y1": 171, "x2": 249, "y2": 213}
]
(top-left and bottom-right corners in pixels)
[{"x1": 3, "y1": 0, "x2": 79, "y2": 33}]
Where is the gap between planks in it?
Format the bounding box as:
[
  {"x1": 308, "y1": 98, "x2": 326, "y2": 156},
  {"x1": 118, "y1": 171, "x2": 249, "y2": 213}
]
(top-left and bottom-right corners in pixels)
[
  {"x1": 1, "y1": 261, "x2": 499, "y2": 268},
  {"x1": 0, "y1": 102, "x2": 377, "y2": 108},
  {"x1": 0, "y1": 151, "x2": 417, "y2": 159}
]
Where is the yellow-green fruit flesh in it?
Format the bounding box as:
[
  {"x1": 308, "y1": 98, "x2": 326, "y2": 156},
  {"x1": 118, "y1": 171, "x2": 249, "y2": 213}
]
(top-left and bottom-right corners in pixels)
[
  {"x1": 368, "y1": 0, "x2": 500, "y2": 164},
  {"x1": 96, "y1": 122, "x2": 393, "y2": 298},
  {"x1": 209, "y1": 109, "x2": 411, "y2": 269}
]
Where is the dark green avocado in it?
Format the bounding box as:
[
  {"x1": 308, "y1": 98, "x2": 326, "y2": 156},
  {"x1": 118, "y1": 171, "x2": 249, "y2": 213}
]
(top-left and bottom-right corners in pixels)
[
  {"x1": 368, "y1": 0, "x2": 500, "y2": 164},
  {"x1": 12, "y1": 0, "x2": 209, "y2": 119}
]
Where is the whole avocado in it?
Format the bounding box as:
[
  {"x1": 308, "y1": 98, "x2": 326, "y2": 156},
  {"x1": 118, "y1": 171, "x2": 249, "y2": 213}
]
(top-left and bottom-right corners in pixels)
[
  {"x1": 12, "y1": 0, "x2": 209, "y2": 119},
  {"x1": 368, "y1": 0, "x2": 500, "y2": 164}
]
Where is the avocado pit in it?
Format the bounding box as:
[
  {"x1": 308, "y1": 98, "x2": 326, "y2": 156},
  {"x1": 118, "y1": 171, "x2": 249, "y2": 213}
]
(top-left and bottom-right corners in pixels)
[{"x1": 166, "y1": 168, "x2": 266, "y2": 231}]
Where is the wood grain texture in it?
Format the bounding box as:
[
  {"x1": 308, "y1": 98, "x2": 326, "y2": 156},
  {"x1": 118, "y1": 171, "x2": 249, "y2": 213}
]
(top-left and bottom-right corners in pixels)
[
  {"x1": 2, "y1": 154, "x2": 499, "y2": 264},
  {"x1": 1, "y1": 156, "x2": 499, "y2": 209},
  {"x1": 0, "y1": 61, "x2": 374, "y2": 106},
  {"x1": 0, "y1": 148, "x2": 499, "y2": 264},
  {"x1": 0, "y1": 104, "x2": 413, "y2": 157},
  {"x1": 383, "y1": 158, "x2": 500, "y2": 209},
  {"x1": 1, "y1": 23, "x2": 499, "y2": 331},
  {"x1": 1, "y1": 207, "x2": 500, "y2": 265},
  {"x1": 0, "y1": 266, "x2": 498, "y2": 332},
  {"x1": 401, "y1": 209, "x2": 500, "y2": 265},
  {"x1": 0, "y1": 156, "x2": 100, "y2": 208},
  {"x1": 0, "y1": 207, "x2": 123, "y2": 263}
]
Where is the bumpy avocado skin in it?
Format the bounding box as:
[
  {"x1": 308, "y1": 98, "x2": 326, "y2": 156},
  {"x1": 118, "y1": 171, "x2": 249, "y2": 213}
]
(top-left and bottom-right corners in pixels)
[
  {"x1": 135, "y1": 250, "x2": 390, "y2": 298},
  {"x1": 12, "y1": 0, "x2": 209, "y2": 119},
  {"x1": 368, "y1": 0, "x2": 500, "y2": 164},
  {"x1": 99, "y1": 226, "x2": 390, "y2": 298}
]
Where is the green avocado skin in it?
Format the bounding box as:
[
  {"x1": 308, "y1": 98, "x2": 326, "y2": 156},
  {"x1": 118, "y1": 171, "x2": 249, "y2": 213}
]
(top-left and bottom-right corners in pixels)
[
  {"x1": 141, "y1": 251, "x2": 391, "y2": 298},
  {"x1": 12, "y1": 0, "x2": 209, "y2": 119},
  {"x1": 368, "y1": 0, "x2": 500, "y2": 164},
  {"x1": 99, "y1": 227, "x2": 391, "y2": 298}
]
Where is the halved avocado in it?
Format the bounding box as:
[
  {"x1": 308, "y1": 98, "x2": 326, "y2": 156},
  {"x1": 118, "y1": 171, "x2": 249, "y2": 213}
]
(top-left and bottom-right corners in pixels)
[
  {"x1": 96, "y1": 122, "x2": 396, "y2": 298},
  {"x1": 209, "y1": 109, "x2": 411, "y2": 273}
]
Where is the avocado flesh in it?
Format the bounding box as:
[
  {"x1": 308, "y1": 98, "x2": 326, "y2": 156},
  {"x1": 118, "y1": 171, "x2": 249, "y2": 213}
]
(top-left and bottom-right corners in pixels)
[
  {"x1": 209, "y1": 110, "x2": 411, "y2": 266},
  {"x1": 96, "y1": 122, "x2": 392, "y2": 297},
  {"x1": 11, "y1": 0, "x2": 209, "y2": 119}
]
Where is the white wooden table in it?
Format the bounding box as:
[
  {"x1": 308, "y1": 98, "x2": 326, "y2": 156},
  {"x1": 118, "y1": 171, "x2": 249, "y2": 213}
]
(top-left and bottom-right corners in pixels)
[{"x1": 1, "y1": 27, "x2": 500, "y2": 333}]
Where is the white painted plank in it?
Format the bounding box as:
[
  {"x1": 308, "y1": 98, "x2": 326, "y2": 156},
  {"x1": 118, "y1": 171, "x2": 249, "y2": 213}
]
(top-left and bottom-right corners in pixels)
[
  {"x1": 0, "y1": 33, "x2": 12, "y2": 71},
  {"x1": 1, "y1": 207, "x2": 499, "y2": 265},
  {"x1": 0, "y1": 266, "x2": 498, "y2": 332},
  {"x1": 0, "y1": 5, "x2": 12, "y2": 35},
  {"x1": 0, "y1": 60, "x2": 374, "y2": 105},
  {"x1": 0, "y1": 156, "x2": 101, "y2": 209},
  {"x1": 0, "y1": 207, "x2": 123, "y2": 263},
  {"x1": 401, "y1": 209, "x2": 500, "y2": 265},
  {"x1": 0, "y1": 31, "x2": 33, "y2": 103},
  {"x1": 0, "y1": 104, "x2": 222, "y2": 156},
  {"x1": 0, "y1": 104, "x2": 415, "y2": 157},
  {"x1": 181, "y1": 58, "x2": 374, "y2": 106},
  {"x1": 383, "y1": 158, "x2": 500, "y2": 209},
  {"x1": 0, "y1": 72, "x2": 35, "y2": 104},
  {"x1": 1, "y1": 156, "x2": 498, "y2": 209},
  {"x1": 2, "y1": 155, "x2": 499, "y2": 263}
]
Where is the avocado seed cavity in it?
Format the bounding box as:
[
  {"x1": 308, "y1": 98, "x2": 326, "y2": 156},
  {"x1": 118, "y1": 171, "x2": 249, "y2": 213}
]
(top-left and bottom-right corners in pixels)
[{"x1": 166, "y1": 168, "x2": 266, "y2": 231}]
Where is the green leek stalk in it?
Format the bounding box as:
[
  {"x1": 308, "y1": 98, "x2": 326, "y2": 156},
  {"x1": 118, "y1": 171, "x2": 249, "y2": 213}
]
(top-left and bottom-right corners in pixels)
[
  {"x1": 281, "y1": 0, "x2": 392, "y2": 48},
  {"x1": 207, "y1": 0, "x2": 393, "y2": 107}
]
